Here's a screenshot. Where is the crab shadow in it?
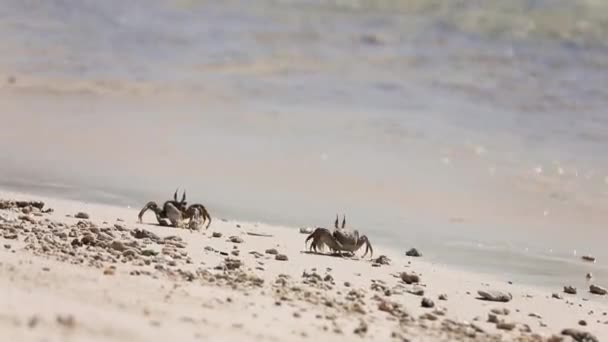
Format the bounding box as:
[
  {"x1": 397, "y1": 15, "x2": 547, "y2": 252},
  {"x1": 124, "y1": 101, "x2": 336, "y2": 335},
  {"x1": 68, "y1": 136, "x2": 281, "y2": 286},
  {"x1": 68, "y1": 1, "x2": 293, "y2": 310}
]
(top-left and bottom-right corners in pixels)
[{"x1": 300, "y1": 250, "x2": 360, "y2": 260}]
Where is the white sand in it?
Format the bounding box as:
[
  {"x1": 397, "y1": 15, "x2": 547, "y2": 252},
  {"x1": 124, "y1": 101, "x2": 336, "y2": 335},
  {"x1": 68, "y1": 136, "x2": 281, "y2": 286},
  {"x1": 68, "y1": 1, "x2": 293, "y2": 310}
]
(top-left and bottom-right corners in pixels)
[{"x1": 0, "y1": 189, "x2": 606, "y2": 341}]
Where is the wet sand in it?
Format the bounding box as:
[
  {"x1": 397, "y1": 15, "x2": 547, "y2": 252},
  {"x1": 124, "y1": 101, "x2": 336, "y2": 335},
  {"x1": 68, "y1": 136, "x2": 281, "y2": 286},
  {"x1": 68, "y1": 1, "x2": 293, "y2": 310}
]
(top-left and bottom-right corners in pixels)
[{"x1": 0, "y1": 189, "x2": 606, "y2": 341}]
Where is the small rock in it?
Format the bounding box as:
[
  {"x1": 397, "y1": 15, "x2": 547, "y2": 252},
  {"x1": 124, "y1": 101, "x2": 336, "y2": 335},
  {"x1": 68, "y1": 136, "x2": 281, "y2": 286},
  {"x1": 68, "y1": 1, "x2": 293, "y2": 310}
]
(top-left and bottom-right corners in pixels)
[
  {"x1": 408, "y1": 287, "x2": 424, "y2": 296},
  {"x1": 265, "y1": 248, "x2": 278, "y2": 255},
  {"x1": 211, "y1": 232, "x2": 222, "y2": 238},
  {"x1": 496, "y1": 322, "x2": 516, "y2": 331},
  {"x1": 561, "y1": 328, "x2": 599, "y2": 342},
  {"x1": 400, "y1": 272, "x2": 420, "y2": 284},
  {"x1": 3, "y1": 233, "x2": 18, "y2": 240},
  {"x1": 373, "y1": 255, "x2": 391, "y2": 265},
  {"x1": 56, "y1": 315, "x2": 75, "y2": 328},
  {"x1": 564, "y1": 286, "x2": 577, "y2": 294},
  {"x1": 552, "y1": 293, "x2": 563, "y2": 299},
  {"x1": 81, "y1": 233, "x2": 96, "y2": 245},
  {"x1": 141, "y1": 249, "x2": 157, "y2": 256},
  {"x1": 438, "y1": 294, "x2": 448, "y2": 301},
  {"x1": 353, "y1": 320, "x2": 368, "y2": 336},
  {"x1": 405, "y1": 248, "x2": 422, "y2": 257},
  {"x1": 589, "y1": 284, "x2": 607, "y2": 295},
  {"x1": 477, "y1": 290, "x2": 512, "y2": 302},
  {"x1": 75, "y1": 212, "x2": 90, "y2": 219},
  {"x1": 223, "y1": 258, "x2": 242, "y2": 270},
  {"x1": 123, "y1": 249, "x2": 138, "y2": 258},
  {"x1": 586, "y1": 273, "x2": 593, "y2": 280},
  {"x1": 103, "y1": 268, "x2": 115, "y2": 275},
  {"x1": 110, "y1": 240, "x2": 127, "y2": 252},
  {"x1": 275, "y1": 254, "x2": 288, "y2": 261},
  {"x1": 131, "y1": 229, "x2": 159, "y2": 240},
  {"x1": 229, "y1": 236, "x2": 243, "y2": 244},
  {"x1": 421, "y1": 298, "x2": 434, "y2": 308},
  {"x1": 488, "y1": 314, "x2": 499, "y2": 323},
  {"x1": 344, "y1": 281, "x2": 351, "y2": 287},
  {"x1": 529, "y1": 312, "x2": 542, "y2": 319},
  {"x1": 4, "y1": 244, "x2": 10, "y2": 250},
  {"x1": 27, "y1": 316, "x2": 40, "y2": 328},
  {"x1": 490, "y1": 308, "x2": 510, "y2": 316},
  {"x1": 578, "y1": 320, "x2": 587, "y2": 326},
  {"x1": 299, "y1": 227, "x2": 313, "y2": 234},
  {"x1": 581, "y1": 255, "x2": 596, "y2": 263}
]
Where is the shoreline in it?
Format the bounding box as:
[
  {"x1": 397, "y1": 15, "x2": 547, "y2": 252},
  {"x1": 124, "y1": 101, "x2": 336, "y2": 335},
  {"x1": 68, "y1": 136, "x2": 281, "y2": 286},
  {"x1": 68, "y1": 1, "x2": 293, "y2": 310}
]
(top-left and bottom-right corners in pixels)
[
  {"x1": 1, "y1": 188, "x2": 606, "y2": 341},
  {"x1": 1, "y1": 184, "x2": 605, "y2": 293}
]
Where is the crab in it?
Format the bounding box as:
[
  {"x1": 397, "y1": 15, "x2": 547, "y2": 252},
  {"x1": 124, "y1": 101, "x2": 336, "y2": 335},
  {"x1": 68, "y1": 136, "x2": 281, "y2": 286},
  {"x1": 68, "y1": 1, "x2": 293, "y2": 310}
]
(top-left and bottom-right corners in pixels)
[
  {"x1": 305, "y1": 214, "x2": 373, "y2": 258},
  {"x1": 138, "y1": 189, "x2": 212, "y2": 229}
]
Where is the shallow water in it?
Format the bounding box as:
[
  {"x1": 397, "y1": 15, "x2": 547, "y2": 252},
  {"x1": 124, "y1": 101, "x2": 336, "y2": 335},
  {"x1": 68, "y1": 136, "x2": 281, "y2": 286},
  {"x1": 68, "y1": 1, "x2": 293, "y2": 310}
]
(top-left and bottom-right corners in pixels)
[{"x1": 1, "y1": 0, "x2": 608, "y2": 289}]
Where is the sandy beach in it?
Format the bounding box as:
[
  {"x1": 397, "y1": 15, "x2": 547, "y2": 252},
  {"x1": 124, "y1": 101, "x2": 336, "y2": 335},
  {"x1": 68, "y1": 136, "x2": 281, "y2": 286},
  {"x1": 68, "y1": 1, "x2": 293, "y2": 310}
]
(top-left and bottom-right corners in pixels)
[{"x1": 0, "y1": 189, "x2": 605, "y2": 342}]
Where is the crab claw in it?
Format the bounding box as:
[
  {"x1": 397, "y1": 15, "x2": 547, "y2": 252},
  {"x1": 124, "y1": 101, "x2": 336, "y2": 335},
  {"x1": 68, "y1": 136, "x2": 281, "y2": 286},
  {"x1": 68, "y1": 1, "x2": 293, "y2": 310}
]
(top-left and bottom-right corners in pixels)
[
  {"x1": 360, "y1": 236, "x2": 373, "y2": 258},
  {"x1": 138, "y1": 201, "x2": 159, "y2": 223}
]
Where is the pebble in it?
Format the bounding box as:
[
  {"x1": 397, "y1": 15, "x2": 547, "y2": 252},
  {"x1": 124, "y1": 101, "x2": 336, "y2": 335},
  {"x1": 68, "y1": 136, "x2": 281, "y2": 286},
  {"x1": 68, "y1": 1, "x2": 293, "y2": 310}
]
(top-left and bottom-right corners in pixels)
[
  {"x1": 74, "y1": 212, "x2": 90, "y2": 219},
  {"x1": 103, "y1": 267, "x2": 115, "y2": 275},
  {"x1": 421, "y1": 297, "x2": 435, "y2": 308},
  {"x1": 123, "y1": 249, "x2": 138, "y2": 258},
  {"x1": 581, "y1": 255, "x2": 596, "y2": 263},
  {"x1": 552, "y1": 293, "x2": 563, "y2": 299},
  {"x1": 496, "y1": 322, "x2": 516, "y2": 331},
  {"x1": 488, "y1": 314, "x2": 499, "y2": 323},
  {"x1": 81, "y1": 233, "x2": 96, "y2": 245},
  {"x1": 561, "y1": 328, "x2": 599, "y2": 342},
  {"x1": 229, "y1": 236, "x2": 243, "y2": 244},
  {"x1": 275, "y1": 254, "x2": 288, "y2": 261},
  {"x1": 265, "y1": 248, "x2": 278, "y2": 255},
  {"x1": 578, "y1": 320, "x2": 587, "y2": 326},
  {"x1": 400, "y1": 272, "x2": 420, "y2": 284},
  {"x1": 477, "y1": 290, "x2": 512, "y2": 302},
  {"x1": 110, "y1": 241, "x2": 127, "y2": 252},
  {"x1": 564, "y1": 286, "x2": 577, "y2": 294},
  {"x1": 27, "y1": 316, "x2": 40, "y2": 328},
  {"x1": 438, "y1": 294, "x2": 448, "y2": 301},
  {"x1": 373, "y1": 255, "x2": 391, "y2": 265},
  {"x1": 490, "y1": 308, "x2": 510, "y2": 315},
  {"x1": 405, "y1": 248, "x2": 422, "y2": 257},
  {"x1": 589, "y1": 284, "x2": 607, "y2": 295},
  {"x1": 56, "y1": 315, "x2": 75, "y2": 328},
  {"x1": 211, "y1": 232, "x2": 222, "y2": 238},
  {"x1": 408, "y1": 287, "x2": 424, "y2": 296},
  {"x1": 353, "y1": 320, "x2": 368, "y2": 336}
]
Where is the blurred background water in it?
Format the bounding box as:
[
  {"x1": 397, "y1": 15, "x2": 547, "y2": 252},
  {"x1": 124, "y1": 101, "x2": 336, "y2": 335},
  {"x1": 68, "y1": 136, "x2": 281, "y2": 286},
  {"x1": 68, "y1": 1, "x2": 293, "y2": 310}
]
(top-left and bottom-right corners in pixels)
[{"x1": 1, "y1": 0, "x2": 607, "y2": 290}]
